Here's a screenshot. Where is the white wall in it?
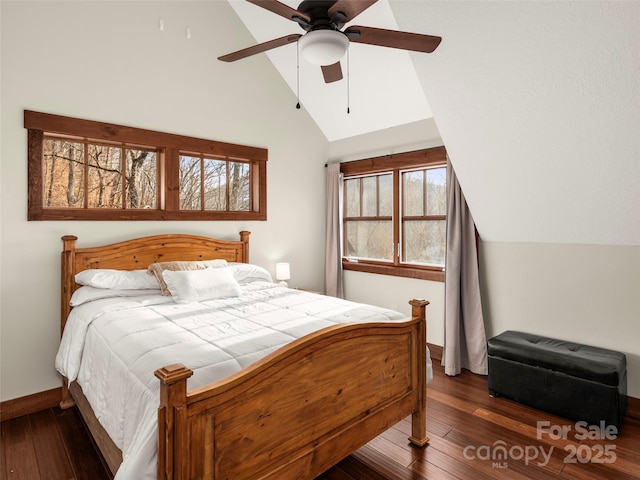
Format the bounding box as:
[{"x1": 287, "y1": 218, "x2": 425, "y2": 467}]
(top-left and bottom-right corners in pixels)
[
  {"x1": 329, "y1": 118, "x2": 446, "y2": 346},
  {"x1": 0, "y1": 1, "x2": 328, "y2": 401}
]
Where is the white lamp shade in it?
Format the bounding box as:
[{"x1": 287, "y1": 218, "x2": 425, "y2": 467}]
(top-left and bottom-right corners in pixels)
[
  {"x1": 298, "y1": 30, "x2": 349, "y2": 66},
  {"x1": 275, "y1": 262, "x2": 291, "y2": 281}
]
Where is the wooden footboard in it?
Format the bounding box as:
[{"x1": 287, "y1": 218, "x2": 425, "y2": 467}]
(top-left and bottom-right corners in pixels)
[{"x1": 155, "y1": 299, "x2": 429, "y2": 480}]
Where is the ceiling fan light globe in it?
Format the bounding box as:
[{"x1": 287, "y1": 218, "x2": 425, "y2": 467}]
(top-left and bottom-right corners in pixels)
[{"x1": 299, "y1": 30, "x2": 349, "y2": 66}]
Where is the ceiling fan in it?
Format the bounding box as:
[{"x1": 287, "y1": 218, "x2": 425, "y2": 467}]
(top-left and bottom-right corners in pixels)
[{"x1": 218, "y1": 0, "x2": 442, "y2": 84}]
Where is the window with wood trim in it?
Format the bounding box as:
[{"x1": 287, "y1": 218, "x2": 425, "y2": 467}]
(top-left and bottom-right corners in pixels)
[
  {"x1": 26, "y1": 110, "x2": 267, "y2": 221},
  {"x1": 341, "y1": 146, "x2": 447, "y2": 282}
]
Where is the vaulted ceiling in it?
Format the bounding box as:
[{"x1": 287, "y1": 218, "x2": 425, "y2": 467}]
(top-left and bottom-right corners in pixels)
[{"x1": 226, "y1": 0, "x2": 434, "y2": 141}]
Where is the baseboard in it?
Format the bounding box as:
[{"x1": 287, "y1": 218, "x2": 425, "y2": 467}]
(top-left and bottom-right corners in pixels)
[
  {"x1": 427, "y1": 342, "x2": 443, "y2": 362},
  {"x1": 0, "y1": 387, "x2": 61, "y2": 421}
]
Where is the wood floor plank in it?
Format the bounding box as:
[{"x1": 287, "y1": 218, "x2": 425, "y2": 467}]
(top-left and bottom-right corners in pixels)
[
  {"x1": 350, "y1": 444, "x2": 429, "y2": 480},
  {"x1": 1, "y1": 415, "x2": 40, "y2": 480},
  {"x1": 443, "y1": 426, "x2": 567, "y2": 479},
  {"x1": 0, "y1": 416, "x2": 6, "y2": 480},
  {"x1": 29, "y1": 409, "x2": 75, "y2": 480},
  {"x1": 559, "y1": 460, "x2": 640, "y2": 480},
  {"x1": 428, "y1": 387, "x2": 481, "y2": 414},
  {"x1": 410, "y1": 447, "x2": 496, "y2": 480},
  {"x1": 315, "y1": 464, "x2": 357, "y2": 480},
  {"x1": 334, "y1": 454, "x2": 392, "y2": 480}
]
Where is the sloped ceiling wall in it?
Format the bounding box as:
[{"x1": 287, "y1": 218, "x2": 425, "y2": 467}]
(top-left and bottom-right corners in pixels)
[{"x1": 392, "y1": 0, "x2": 639, "y2": 246}]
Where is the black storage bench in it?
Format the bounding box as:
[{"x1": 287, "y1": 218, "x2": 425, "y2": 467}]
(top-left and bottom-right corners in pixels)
[{"x1": 487, "y1": 330, "x2": 627, "y2": 429}]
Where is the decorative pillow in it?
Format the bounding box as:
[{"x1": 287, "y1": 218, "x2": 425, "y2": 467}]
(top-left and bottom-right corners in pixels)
[
  {"x1": 147, "y1": 259, "x2": 228, "y2": 295},
  {"x1": 228, "y1": 262, "x2": 273, "y2": 284},
  {"x1": 162, "y1": 267, "x2": 242, "y2": 304},
  {"x1": 70, "y1": 286, "x2": 162, "y2": 306},
  {"x1": 75, "y1": 269, "x2": 159, "y2": 290}
]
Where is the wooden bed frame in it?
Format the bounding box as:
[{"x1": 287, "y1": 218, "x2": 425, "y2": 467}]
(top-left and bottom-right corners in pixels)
[{"x1": 60, "y1": 231, "x2": 430, "y2": 480}]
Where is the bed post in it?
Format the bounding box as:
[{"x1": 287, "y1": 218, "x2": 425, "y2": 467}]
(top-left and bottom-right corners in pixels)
[
  {"x1": 61, "y1": 235, "x2": 77, "y2": 334},
  {"x1": 239, "y1": 230, "x2": 251, "y2": 262},
  {"x1": 408, "y1": 299, "x2": 430, "y2": 447},
  {"x1": 60, "y1": 235, "x2": 78, "y2": 409},
  {"x1": 155, "y1": 364, "x2": 193, "y2": 480}
]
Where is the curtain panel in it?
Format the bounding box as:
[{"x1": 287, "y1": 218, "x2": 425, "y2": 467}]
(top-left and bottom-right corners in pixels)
[
  {"x1": 443, "y1": 158, "x2": 488, "y2": 376},
  {"x1": 325, "y1": 163, "x2": 344, "y2": 298}
]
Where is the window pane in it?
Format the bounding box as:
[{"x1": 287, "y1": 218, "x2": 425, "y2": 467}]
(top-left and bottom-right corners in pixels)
[
  {"x1": 426, "y1": 167, "x2": 446, "y2": 215},
  {"x1": 179, "y1": 155, "x2": 201, "y2": 210},
  {"x1": 403, "y1": 220, "x2": 446, "y2": 266},
  {"x1": 126, "y1": 149, "x2": 157, "y2": 209},
  {"x1": 345, "y1": 178, "x2": 360, "y2": 217},
  {"x1": 379, "y1": 174, "x2": 393, "y2": 216},
  {"x1": 87, "y1": 144, "x2": 122, "y2": 208},
  {"x1": 203, "y1": 158, "x2": 226, "y2": 210},
  {"x1": 229, "y1": 161, "x2": 250, "y2": 211},
  {"x1": 345, "y1": 220, "x2": 393, "y2": 261},
  {"x1": 403, "y1": 170, "x2": 424, "y2": 216},
  {"x1": 361, "y1": 176, "x2": 378, "y2": 217},
  {"x1": 43, "y1": 138, "x2": 84, "y2": 208}
]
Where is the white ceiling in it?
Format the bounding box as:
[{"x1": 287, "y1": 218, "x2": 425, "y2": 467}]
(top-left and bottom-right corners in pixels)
[{"x1": 226, "y1": 0, "x2": 434, "y2": 141}]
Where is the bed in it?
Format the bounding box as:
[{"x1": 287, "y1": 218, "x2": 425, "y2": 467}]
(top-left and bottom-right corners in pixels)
[{"x1": 56, "y1": 231, "x2": 430, "y2": 480}]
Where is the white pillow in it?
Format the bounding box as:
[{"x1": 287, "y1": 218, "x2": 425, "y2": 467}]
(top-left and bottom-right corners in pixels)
[
  {"x1": 162, "y1": 267, "x2": 242, "y2": 304},
  {"x1": 75, "y1": 269, "x2": 159, "y2": 290},
  {"x1": 228, "y1": 263, "x2": 273, "y2": 284},
  {"x1": 70, "y1": 286, "x2": 162, "y2": 306},
  {"x1": 148, "y1": 259, "x2": 228, "y2": 296}
]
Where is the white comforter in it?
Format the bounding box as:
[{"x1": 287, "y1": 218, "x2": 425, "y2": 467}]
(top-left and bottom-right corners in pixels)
[{"x1": 55, "y1": 282, "x2": 429, "y2": 480}]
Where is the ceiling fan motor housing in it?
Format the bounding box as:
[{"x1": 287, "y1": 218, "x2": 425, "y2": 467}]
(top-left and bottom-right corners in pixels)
[{"x1": 296, "y1": 0, "x2": 347, "y2": 31}]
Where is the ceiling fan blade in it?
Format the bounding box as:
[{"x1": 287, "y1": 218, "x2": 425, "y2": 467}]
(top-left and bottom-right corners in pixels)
[
  {"x1": 218, "y1": 34, "x2": 301, "y2": 62},
  {"x1": 328, "y1": 0, "x2": 377, "y2": 23},
  {"x1": 247, "y1": 0, "x2": 310, "y2": 23},
  {"x1": 345, "y1": 25, "x2": 442, "y2": 53},
  {"x1": 322, "y1": 62, "x2": 343, "y2": 83}
]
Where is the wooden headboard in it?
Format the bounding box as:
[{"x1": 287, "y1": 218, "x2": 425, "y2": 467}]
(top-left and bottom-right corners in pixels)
[{"x1": 60, "y1": 231, "x2": 250, "y2": 333}]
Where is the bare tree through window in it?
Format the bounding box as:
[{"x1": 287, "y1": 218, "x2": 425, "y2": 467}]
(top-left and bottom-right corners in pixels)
[
  {"x1": 43, "y1": 137, "x2": 157, "y2": 210},
  {"x1": 179, "y1": 154, "x2": 251, "y2": 212}
]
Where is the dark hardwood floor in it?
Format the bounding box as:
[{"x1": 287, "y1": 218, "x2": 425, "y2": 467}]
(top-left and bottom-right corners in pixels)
[{"x1": 2, "y1": 363, "x2": 639, "y2": 480}]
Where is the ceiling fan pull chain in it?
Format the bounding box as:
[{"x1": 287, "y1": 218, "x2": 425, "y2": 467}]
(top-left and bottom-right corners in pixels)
[
  {"x1": 296, "y1": 41, "x2": 301, "y2": 109},
  {"x1": 346, "y1": 48, "x2": 350, "y2": 114}
]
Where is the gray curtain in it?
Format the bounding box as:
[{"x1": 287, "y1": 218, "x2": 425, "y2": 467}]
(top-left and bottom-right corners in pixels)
[
  {"x1": 443, "y1": 158, "x2": 488, "y2": 376},
  {"x1": 325, "y1": 163, "x2": 344, "y2": 298}
]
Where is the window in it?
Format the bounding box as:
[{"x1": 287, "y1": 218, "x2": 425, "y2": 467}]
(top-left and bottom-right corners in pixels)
[
  {"x1": 341, "y1": 147, "x2": 447, "y2": 282},
  {"x1": 26, "y1": 110, "x2": 267, "y2": 220}
]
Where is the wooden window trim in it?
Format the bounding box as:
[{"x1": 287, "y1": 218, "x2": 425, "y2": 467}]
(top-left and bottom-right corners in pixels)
[
  {"x1": 342, "y1": 259, "x2": 445, "y2": 282},
  {"x1": 25, "y1": 110, "x2": 267, "y2": 221},
  {"x1": 341, "y1": 146, "x2": 446, "y2": 283}
]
